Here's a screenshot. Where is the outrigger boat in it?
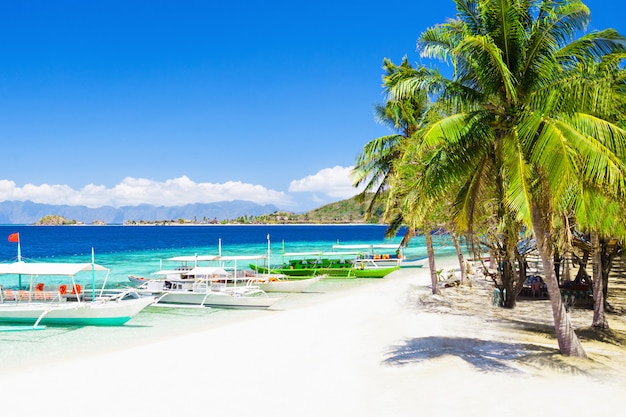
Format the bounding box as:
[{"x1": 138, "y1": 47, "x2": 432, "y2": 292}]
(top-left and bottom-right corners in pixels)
[
  {"x1": 0, "y1": 240, "x2": 154, "y2": 328},
  {"x1": 250, "y1": 251, "x2": 400, "y2": 278},
  {"x1": 247, "y1": 274, "x2": 320, "y2": 293},
  {"x1": 331, "y1": 244, "x2": 427, "y2": 268},
  {"x1": 243, "y1": 238, "x2": 322, "y2": 292},
  {"x1": 135, "y1": 254, "x2": 283, "y2": 308},
  {"x1": 128, "y1": 254, "x2": 221, "y2": 284}
]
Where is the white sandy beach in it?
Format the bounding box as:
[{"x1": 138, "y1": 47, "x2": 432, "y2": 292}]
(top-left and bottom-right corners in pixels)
[{"x1": 1, "y1": 258, "x2": 625, "y2": 417}]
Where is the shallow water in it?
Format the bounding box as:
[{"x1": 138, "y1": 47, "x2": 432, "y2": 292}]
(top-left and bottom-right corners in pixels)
[
  {"x1": 0, "y1": 225, "x2": 458, "y2": 370},
  {"x1": 0, "y1": 277, "x2": 376, "y2": 371}
]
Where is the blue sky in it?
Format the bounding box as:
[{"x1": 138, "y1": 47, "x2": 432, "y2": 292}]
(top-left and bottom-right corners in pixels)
[{"x1": 0, "y1": 1, "x2": 623, "y2": 212}]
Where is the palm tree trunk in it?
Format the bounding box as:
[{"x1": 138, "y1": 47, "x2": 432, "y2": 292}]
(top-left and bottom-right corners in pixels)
[
  {"x1": 500, "y1": 242, "x2": 518, "y2": 309},
  {"x1": 451, "y1": 233, "x2": 467, "y2": 284},
  {"x1": 531, "y1": 202, "x2": 587, "y2": 357},
  {"x1": 562, "y1": 252, "x2": 572, "y2": 283},
  {"x1": 592, "y1": 232, "x2": 608, "y2": 328},
  {"x1": 425, "y1": 231, "x2": 439, "y2": 295}
]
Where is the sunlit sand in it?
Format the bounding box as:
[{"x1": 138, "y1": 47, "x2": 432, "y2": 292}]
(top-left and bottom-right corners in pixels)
[{"x1": 1, "y1": 256, "x2": 624, "y2": 416}]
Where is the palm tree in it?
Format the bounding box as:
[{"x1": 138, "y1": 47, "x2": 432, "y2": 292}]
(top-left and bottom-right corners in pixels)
[
  {"x1": 552, "y1": 50, "x2": 626, "y2": 327},
  {"x1": 354, "y1": 58, "x2": 449, "y2": 293},
  {"x1": 353, "y1": 57, "x2": 428, "y2": 223},
  {"x1": 355, "y1": 58, "x2": 478, "y2": 293},
  {"x1": 391, "y1": 0, "x2": 626, "y2": 356}
]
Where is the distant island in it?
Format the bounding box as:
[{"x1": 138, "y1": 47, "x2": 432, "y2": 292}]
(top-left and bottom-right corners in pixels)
[
  {"x1": 35, "y1": 215, "x2": 80, "y2": 225},
  {"x1": 0, "y1": 200, "x2": 279, "y2": 225},
  {"x1": 31, "y1": 195, "x2": 385, "y2": 226},
  {"x1": 35, "y1": 215, "x2": 107, "y2": 226}
]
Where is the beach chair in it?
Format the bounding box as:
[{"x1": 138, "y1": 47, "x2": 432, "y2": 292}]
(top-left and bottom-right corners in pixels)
[
  {"x1": 3, "y1": 288, "x2": 15, "y2": 301},
  {"x1": 530, "y1": 280, "x2": 542, "y2": 298}
]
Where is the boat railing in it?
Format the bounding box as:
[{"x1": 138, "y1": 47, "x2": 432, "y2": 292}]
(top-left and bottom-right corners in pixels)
[{"x1": 1, "y1": 287, "x2": 68, "y2": 305}]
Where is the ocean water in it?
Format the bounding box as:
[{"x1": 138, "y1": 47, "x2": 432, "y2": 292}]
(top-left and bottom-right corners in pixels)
[
  {"x1": 0, "y1": 224, "x2": 453, "y2": 285},
  {"x1": 0, "y1": 225, "x2": 457, "y2": 369}
]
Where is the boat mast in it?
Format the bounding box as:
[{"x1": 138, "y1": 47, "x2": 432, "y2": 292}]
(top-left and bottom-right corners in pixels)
[
  {"x1": 267, "y1": 234, "x2": 270, "y2": 272},
  {"x1": 10, "y1": 232, "x2": 23, "y2": 288},
  {"x1": 91, "y1": 248, "x2": 96, "y2": 302}
]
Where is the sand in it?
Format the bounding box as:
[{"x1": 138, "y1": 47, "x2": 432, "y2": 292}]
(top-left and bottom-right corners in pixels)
[{"x1": 1, "y1": 257, "x2": 625, "y2": 416}]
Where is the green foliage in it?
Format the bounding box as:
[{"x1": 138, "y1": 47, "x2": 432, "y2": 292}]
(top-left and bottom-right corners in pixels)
[
  {"x1": 382, "y1": 0, "x2": 626, "y2": 355},
  {"x1": 36, "y1": 215, "x2": 76, "y2": 225},
  {"x1": 229, "y1": 195, "x2": 386, "y2": 224}
]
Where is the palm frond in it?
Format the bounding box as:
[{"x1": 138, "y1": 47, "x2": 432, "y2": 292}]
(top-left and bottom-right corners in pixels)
[
  {"x1": 557, "y1": 29, "x2": 626, "y2": 67},
  {"x1": 456, "y1": 34, "x2": 518, "y2": 104}
]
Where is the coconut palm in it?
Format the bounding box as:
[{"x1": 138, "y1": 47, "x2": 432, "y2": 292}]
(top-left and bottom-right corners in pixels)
[
  {"x1": 391, "y1": 0, "x2": 626, "y2": 356},
  {"x1": 353, "y1": 57, "x2": 429, "y2": 224},
  {"x1": 560, "y1": 52, "x2": 626, "y2": 328},
  {"x1": 354, "y1": 58, "x2": 469, "y2": 293}
]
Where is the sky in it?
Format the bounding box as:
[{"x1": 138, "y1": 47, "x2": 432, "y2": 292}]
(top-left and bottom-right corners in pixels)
[{"x1": 0, "y1": 0, "x2": 623, "y2": 212}]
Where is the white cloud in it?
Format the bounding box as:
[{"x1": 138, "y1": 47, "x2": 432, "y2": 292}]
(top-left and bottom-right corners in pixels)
[
  {"x1": 0, "y1": 177, "x2": 293, "y2": 208},
  {"x1": 288, "y1": 165, "x2": 363, "y2": 199},
  {"x1": 0, "y1": 166, "x2": 366, "y2": 212}
]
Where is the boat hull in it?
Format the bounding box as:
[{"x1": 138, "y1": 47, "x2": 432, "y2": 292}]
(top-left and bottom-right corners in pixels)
[
  {"x1": 254, "y1": 265, "x2": 399, "y2": 278},
  {"x1": 0, "y1": 296, "x2": 155, "y2": 326},
  {"x1": 254, "y1": 276, "x2": 320, "y2": 293},
  {"x1": 347, "y1": 257, "x2": 425, "y2": 269},
  {"x1": 152, "y1": 290, "x2": 281, "y2": 309},
  {"x1": 399, "y1": 258, "x2": 427, "y2": 268},
  {"x1": 350, "y1": 266, "x2": 400, "y2": 278},
  {"x1": 250, "y1": 265, "x2": 315, "y2": 277}
]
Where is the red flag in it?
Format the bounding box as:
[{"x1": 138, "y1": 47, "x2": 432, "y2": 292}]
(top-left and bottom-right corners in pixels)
[{"x1": 8, "y1": 233, "x2": 19, "y2": 243}]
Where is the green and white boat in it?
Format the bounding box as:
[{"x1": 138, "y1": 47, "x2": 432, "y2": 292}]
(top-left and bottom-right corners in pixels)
[{"x1": 251, "y1": 251, "x2": 400, "y2": 278}]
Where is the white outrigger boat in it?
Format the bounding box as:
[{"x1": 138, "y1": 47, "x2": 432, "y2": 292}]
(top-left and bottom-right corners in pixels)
[
  {"x1": 331, "y1": 244, "x2": 427, "y2": 268},
  {"x1": 240, "y1": 251, "x2": 321, "y2": 293},
  {"x1": 0, "y1": 261, "x2": 154, "y2": 328},
  {"x1": 135, "y1": 254, "x2": 283, "y2": 309},
  {"x1": 248, "y1": 274, "x2": 320, "y2": 293}
]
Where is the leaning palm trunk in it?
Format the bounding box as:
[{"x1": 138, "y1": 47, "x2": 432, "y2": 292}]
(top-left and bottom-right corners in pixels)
[
  {"x1": 531, "y1": 202, "x2": 586, "y2": 357},
  {"x1": 591, "y1": 232, "x2": 608, "y2": 328}
]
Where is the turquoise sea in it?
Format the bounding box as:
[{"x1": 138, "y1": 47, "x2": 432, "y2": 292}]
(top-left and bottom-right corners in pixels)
[{"x1": 0, "y1": 225, "x2": 457, "y2": 370}]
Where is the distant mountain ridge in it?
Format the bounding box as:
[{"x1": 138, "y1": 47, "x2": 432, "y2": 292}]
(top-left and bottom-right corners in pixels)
[{"x1": 0, "y1": 200, "x2": 280, "y2": 224}]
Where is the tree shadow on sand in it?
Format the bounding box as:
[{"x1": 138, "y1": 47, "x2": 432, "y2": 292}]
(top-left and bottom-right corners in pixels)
[{"x1": 383, "y1": 336, "x2": 554, "y2": 375}]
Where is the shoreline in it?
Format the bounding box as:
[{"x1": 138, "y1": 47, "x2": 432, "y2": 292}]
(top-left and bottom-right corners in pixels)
[
  {"x1": 10, "y1": 222, "x2": 389, "y2": 226},
  {"x1": 1, "y1": 257, "x2": 625, "y2": 416}
]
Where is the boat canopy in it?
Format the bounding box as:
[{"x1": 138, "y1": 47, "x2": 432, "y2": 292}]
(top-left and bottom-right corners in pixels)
[
  {"x1": 185, "y1": 267, "x2": 229, "y2": 276},
  {"x1": 282, "y1": 251, "x2": 324, "y2": 257},
  {"x1": 151, "y1": 269, "x2": 191, "y2": 276},
  {"x1": 166, "y1": 255, "x2": 220, "y2": 262},
  {"x1": 216, "y1": 255, "x2": 266, "y2": 261},
  {"x1": 283, "y1": 251, "x2": 363, "y2": 257},
  {"x1": 0, "y1": 262, "x2": 108, "y2": 277},
  {"x1": 321, "y1": 251, "x2": 363, "y2": 257},
  {"x1": 332, "y1": 244, "x2": 400, "y2": 250}
]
